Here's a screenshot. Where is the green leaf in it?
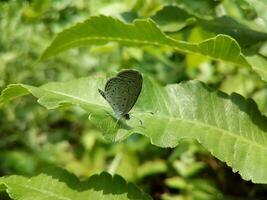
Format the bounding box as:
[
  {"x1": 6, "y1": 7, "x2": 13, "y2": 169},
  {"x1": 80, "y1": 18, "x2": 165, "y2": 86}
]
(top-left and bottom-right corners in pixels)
[
  {"x1": 1, "y1": 74, "x2": 267, "y2": 184},
  {"x1": 39, "y1": 15, "x2": 248, "y2": 67},
  {"x1": 0, "y1": 168, "x2": 152, "y2": 200},
  {"x1": 137, "y1": 160, "x2": 167, "y2": 178},
  {"x1": 38, "y1": 14, "x2": 267, "y2": 81},
  {"x1": 243, "y1": 0, "x2": 267, "y2": 32},
  {"x1": 152, "y1": 5, "x2": 267, "y2": 47},
  {"x1": 0, "y1": 84, "x2": 29, "y2": 106},
  {"x1": 246, "y1": 55, "x2": 267, "y2": 81},
  {"x1": 169, "y1": 0, "x2": 220, "y2": 19},
  {"x1": 198, "y1": 16, "x2": 267, "y2": 48},
  {"x1": 151, "y1": 5, "x2": 195, "y2": 32}
]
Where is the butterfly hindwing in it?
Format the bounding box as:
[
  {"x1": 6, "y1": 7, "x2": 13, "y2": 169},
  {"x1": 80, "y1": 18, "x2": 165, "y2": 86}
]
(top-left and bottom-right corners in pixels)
[{"x1": 104, "y1": 77, "x2": 129, "y2": 117}]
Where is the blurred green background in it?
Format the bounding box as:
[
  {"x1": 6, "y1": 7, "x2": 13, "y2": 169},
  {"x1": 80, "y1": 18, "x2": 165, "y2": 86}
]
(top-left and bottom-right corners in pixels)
[{"x1": 1, "y1": 0, "x2": 267, "y2": 199}]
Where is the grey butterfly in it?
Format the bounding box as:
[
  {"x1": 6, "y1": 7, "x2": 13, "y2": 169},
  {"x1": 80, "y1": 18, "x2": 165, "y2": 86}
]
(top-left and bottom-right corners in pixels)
[{"x1": 98, "y1": 70, "x2": 142, "y2": 120}]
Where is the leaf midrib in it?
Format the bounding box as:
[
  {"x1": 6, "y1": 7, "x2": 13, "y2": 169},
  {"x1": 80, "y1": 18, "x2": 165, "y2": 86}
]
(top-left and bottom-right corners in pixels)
[
  {"x1": 47, "y1": 36, "x2": 186, "y2": 54},
  {"x1": 41, "y1": 87, "x2": 267, "y2": 151},
  {"x1": 44, "y1": 35, "x2": 247, "y2": 68},
  {"x1": 8, "y1": 182, "x2": 72, "y2": 200},
  {"x1": 153, "y1": 114, "x2": 267, "y2": 150},
  {"x1": 40, "y1": 88, "x2": 108, "y2": 109}
]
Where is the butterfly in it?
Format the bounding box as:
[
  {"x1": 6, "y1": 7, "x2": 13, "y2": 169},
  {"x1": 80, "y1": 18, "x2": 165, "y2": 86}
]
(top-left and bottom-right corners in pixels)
[{"x1": 98, "y1": 70, "x2": 142, "y2": 121}]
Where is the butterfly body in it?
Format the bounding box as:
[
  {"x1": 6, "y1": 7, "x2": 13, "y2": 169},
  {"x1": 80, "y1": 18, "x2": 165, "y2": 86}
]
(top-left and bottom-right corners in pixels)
[{"x1": 98, "y1": 70, "x2": 142, "y2": 120}]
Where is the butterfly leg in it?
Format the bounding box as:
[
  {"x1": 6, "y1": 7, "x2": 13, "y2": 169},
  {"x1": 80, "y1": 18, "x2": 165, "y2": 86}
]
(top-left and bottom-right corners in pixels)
[
  {"x1": 128, "y1": 115, "x2": 143, "y2": 125},
  {"x1": 114, "y1": 117, "x2": 121, "y2": 128}
]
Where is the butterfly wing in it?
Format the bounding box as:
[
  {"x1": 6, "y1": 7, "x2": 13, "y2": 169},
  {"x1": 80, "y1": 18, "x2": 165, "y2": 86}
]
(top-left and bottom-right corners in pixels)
[
  {"x1": 117, "y1": 70, "x2": 143, "y2": 114},
  {"x1": 99, "y1": 70, "x2": 143, "y2": 118},
  {"x1": 103, "y1": 77, "x2": 129, "y2": 118}
]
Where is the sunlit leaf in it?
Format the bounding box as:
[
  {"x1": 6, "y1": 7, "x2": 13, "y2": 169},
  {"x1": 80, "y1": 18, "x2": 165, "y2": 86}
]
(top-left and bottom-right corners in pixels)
[
  {"x1": 1, "y1": 74, "x2": 267, "y2": 184},
  {"x1": 0, "y1": 168, "x2": 152, "y2": 200},
  {"x1": 40, "y1": 15, "x2": 248, "y2": 68},
  {"x1": 246, "y1": 55, "x2": 267, "y2": 81},
  {"x1": 243, "y1": 0, "x2": 267, "y2": 32}
]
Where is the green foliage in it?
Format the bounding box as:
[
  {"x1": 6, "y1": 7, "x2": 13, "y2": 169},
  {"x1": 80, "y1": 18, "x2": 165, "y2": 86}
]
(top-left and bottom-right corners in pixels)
[
  {"x1": 1, "y1": 0, "x2": 267, "y2": 199},
  {"x1": 247, "y1": 55, "x2": 267, "y2": 81},
  {"x1": 0, "y1": 168, "x2": 151, "y2": 200},
  {"x1": 40, "y1": 15, "x2": 248, "y2": 68},
  {"x1": 39, "y1": 9, "x2": 267, "y2": 82},
  {"x1": 151, "y1": 5, "x2": 267, "y2": 46},
  {"x1": 1, "y1": 74, "x2": 267, "y2": 184}
]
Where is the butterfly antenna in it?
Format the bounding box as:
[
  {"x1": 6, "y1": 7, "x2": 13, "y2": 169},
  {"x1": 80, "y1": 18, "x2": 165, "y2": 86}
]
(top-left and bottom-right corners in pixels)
[
  {"x1": 131, "y1": 110, "x2": 154, "y2": 115},
  {"x1": 129, "y1": 110, "x2": 154, "y2": 125}
]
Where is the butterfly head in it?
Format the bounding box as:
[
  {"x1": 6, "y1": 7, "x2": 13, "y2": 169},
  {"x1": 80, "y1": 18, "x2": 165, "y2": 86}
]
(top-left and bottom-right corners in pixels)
[{"x1": 124, "y1": 113, "x2": 130, "y2": 120}]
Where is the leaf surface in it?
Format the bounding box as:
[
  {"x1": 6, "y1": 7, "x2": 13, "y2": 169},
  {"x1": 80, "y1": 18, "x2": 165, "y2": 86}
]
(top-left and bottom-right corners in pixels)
[
  {"x1": 1, "y1": 75, "x2": 267, "y2": 183},
  {"x1": 40, "y1": 15, "x2": 248, "y2": 67},
  {"x1": 38, "y1": 15, "x2": 267, "y2": 81},
  {"x1": 0, "y1": 169, "x2": 151, "y2": 200},
  {"x1": 246, "y1": 55, "x2": 267, "y2": 81}
]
